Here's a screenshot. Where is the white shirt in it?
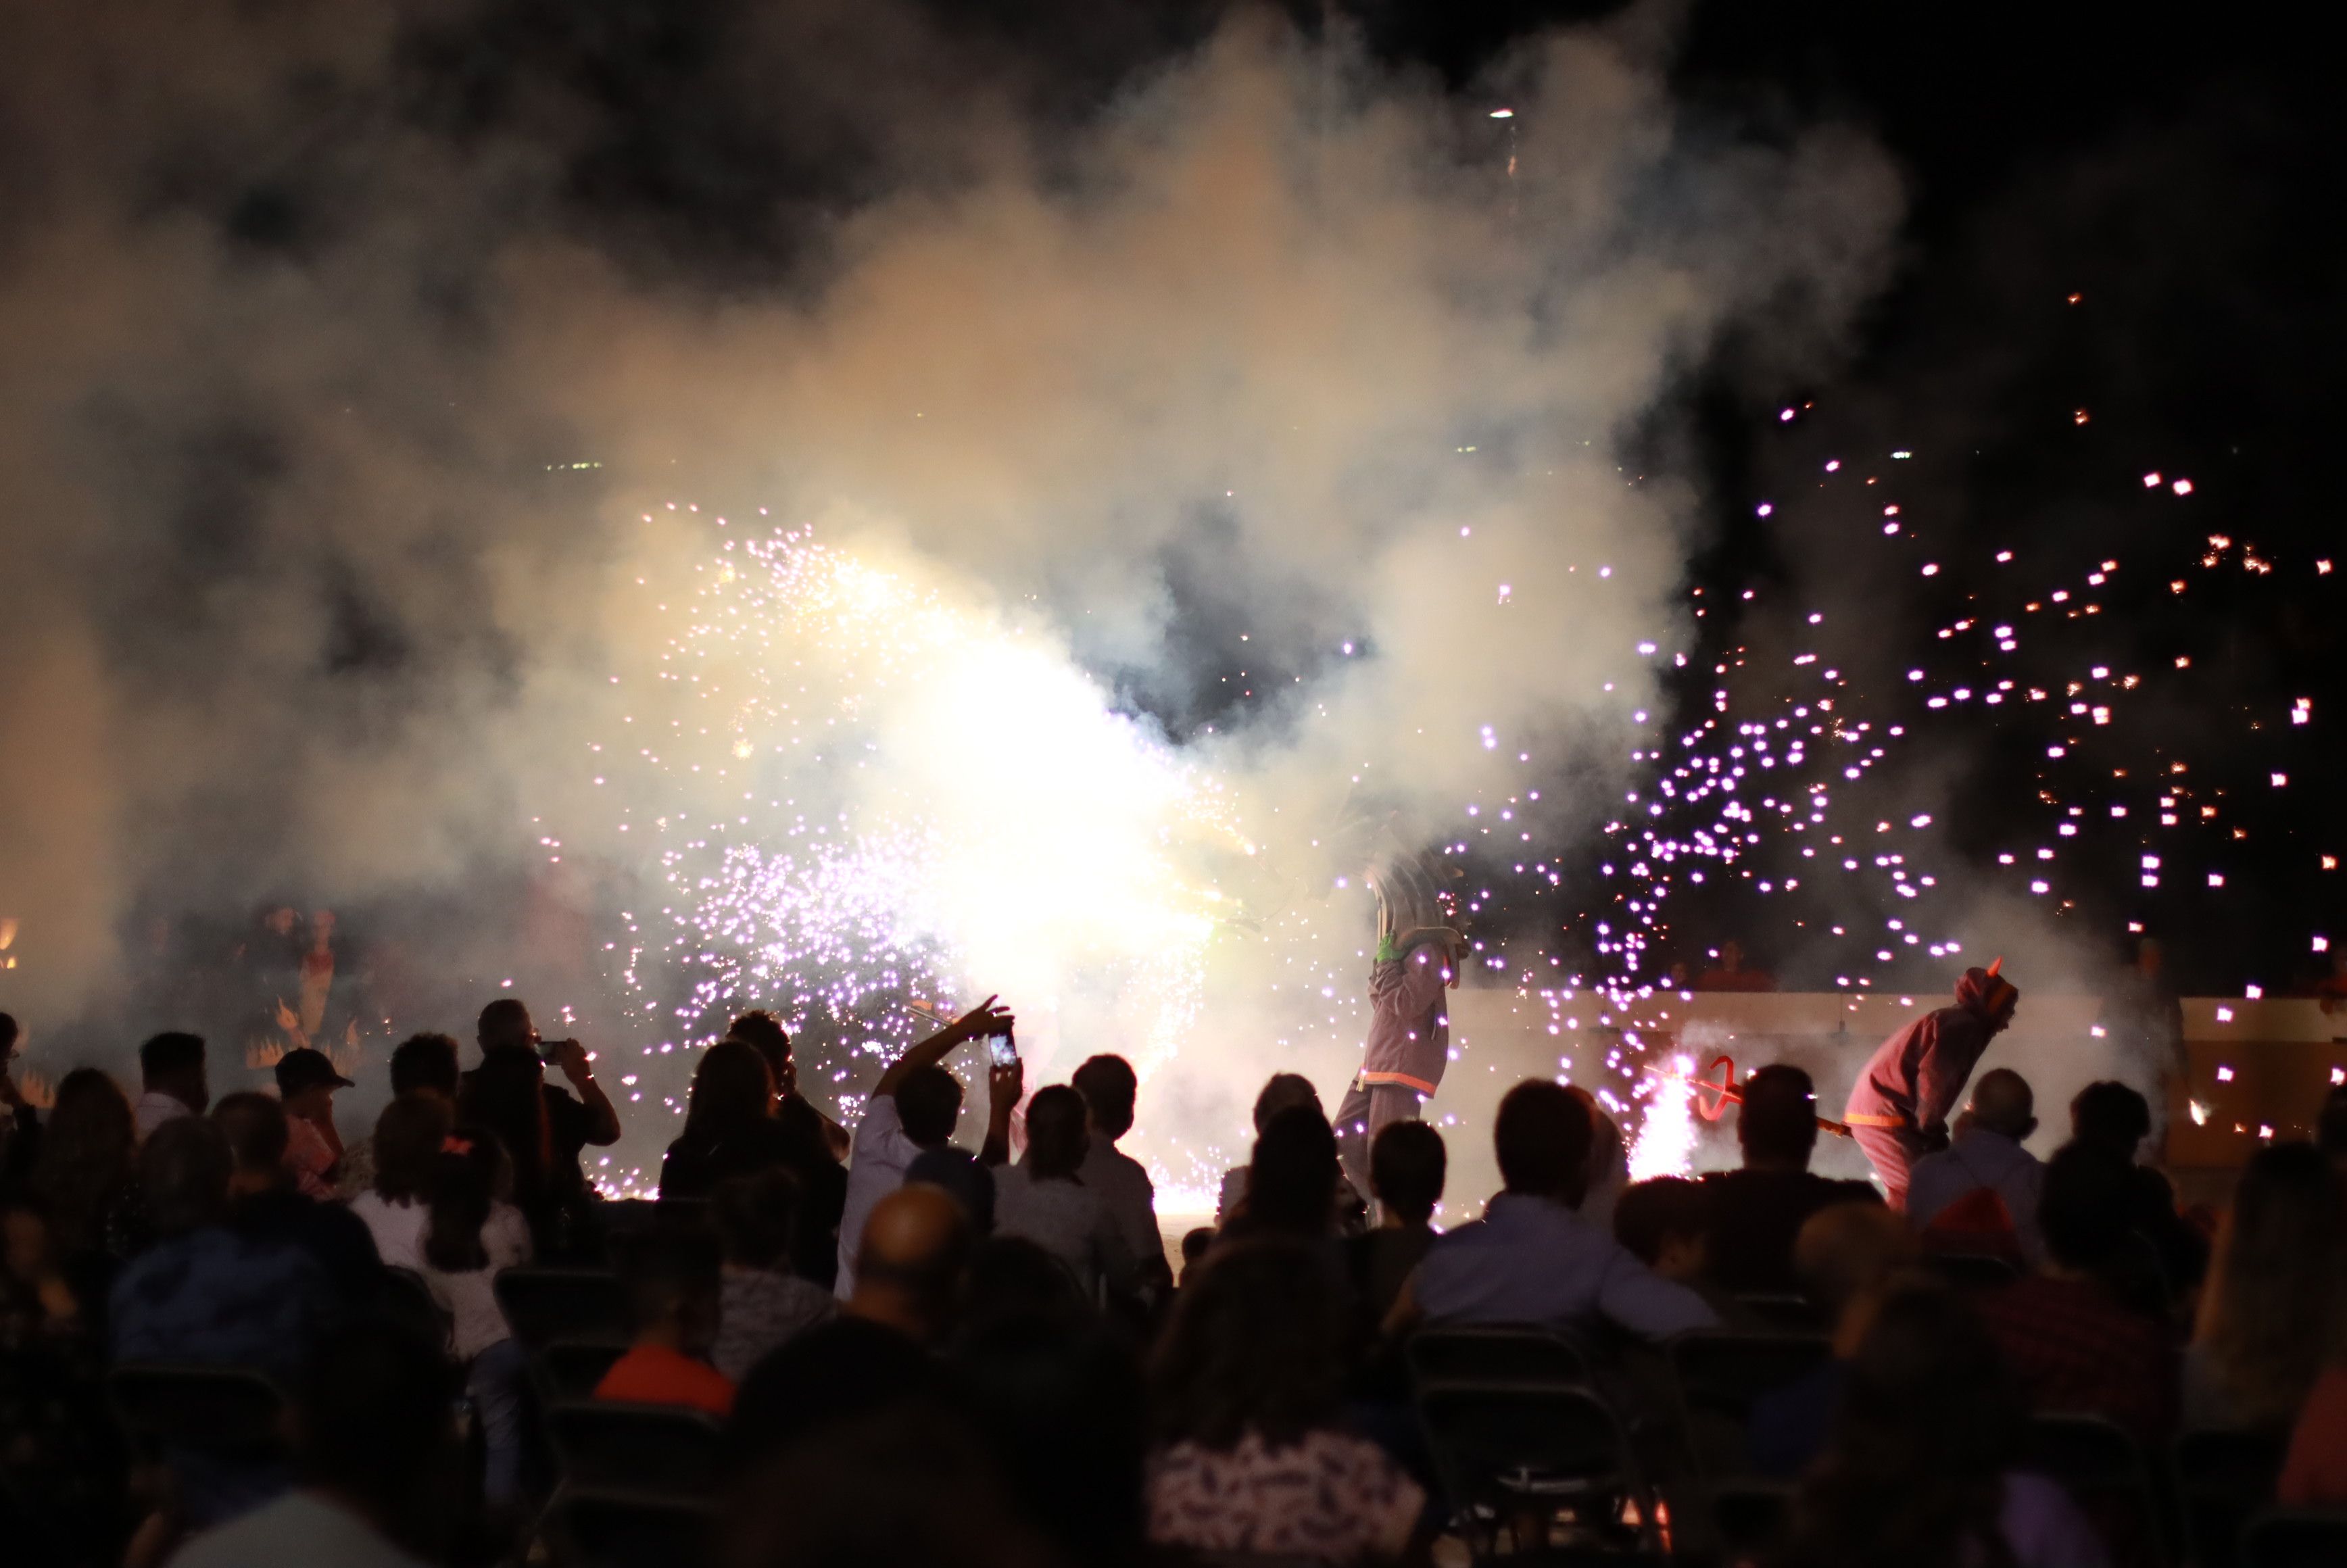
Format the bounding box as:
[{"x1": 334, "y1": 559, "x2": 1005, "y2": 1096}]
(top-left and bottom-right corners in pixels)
[
  {"x1": 136, "y1": 1089, "x2": 193, "y2": 1139},
  {"x1": 169, "y1": 1490, "x2": 429, "y2": 1568},
  {"x1": 421, "y1": 1200, "x2": 533, "y2": 1361},
  {"x1": 835, "y1": 1096, "x2": 923, "y2": 1298},
  {"x1": 349, "y1": 1192, "x2": 429, "y2": 1273}
]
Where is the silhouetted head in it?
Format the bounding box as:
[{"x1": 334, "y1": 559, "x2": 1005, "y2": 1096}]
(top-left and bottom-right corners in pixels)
[
  {"x1": 1021, "y1": 1085, "x2": 1090, "y2": 1181},
  {"x1": 141, "y1": 1114, "x2": 233, "y2": 1235},
  {"x1": 894, "y1": 1064, "x2": 965, "y2": 1148},
  {"x1": 2070, "y1": 1080, "x2": 2152, "y2": 1161},
  {"x1": 475, "y1": 998, "x2": 535, "y2": 1054},
  {"x1": 1739, "y1": 1063, "x2": 1821, "y2": 1169},
  {"x1": 1070, "y1": 1054, "x2": 1138, "y2": 1141},
  {"x1": 389, "y1": 1033, "x2": 460, "y2": 1100},
  {"x1": 852, "y1": 1183, "x2": 975, "y2": 1344},
  {"x1": 1967, "y1": 1069, "x2": 2037, "y2": 1142},
  {"x1": 1494, "y1": 1079, "x2": 1593, "y2": 1204},
  {"x1": 139, "y1": 1031, "x2": 209, "y2": 1113},
  {"x1": 1369, "y1": 1119, "x2": 1446, "y2": 1225}
]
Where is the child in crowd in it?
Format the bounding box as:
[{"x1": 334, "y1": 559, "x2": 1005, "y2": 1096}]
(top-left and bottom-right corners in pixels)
[
  {"x1": 347, "y1": 1094, "x2": 452, "y2": 1273},
  {"x1": 709, "y1": 1169, "x2": 835, "y2": 1382},
  {"x1": 596, "y1": 1224, "x2": 735, "y2": 1417},
  {"x1": 418, "y1": 1128, "x2": 533, "y2": 1513}
]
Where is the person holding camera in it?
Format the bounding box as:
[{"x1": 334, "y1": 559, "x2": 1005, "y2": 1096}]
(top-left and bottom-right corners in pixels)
[
  {"x1": 458, "y1": 999, "x2": 621, "y2": 1256},
  {"x1": 833, "y1": 995, "x2": 1017, "y2": 1298}
]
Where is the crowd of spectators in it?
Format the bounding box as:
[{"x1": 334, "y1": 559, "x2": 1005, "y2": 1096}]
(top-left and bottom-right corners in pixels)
[{"x1": 5, "y1": 994, "x2": 2347, "y2": 1567}]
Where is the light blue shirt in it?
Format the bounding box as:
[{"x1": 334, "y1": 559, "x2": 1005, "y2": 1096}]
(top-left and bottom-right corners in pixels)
[{"x1": 1413, "y1": 1192, "x2": 1718, "y2": 1340}]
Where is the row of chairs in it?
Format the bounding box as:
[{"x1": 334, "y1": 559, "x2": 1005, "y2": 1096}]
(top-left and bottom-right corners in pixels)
[{"x1": 1397, "y1": 1323, "x2": 2347, "y2": 1568}]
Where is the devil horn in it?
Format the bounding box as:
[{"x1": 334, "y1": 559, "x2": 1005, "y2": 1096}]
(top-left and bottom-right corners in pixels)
[{"x1": 1986, "y1": 956, "x2": 2004, "y2": 978}]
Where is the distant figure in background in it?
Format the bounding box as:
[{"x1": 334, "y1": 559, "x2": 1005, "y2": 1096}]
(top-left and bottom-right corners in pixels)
[
  {"x1": 1976, "y1": 1144, "x2": 2174, "y2": 1442},
  {"x1": 1345, "y1": 1119, "x2": 1445, "y2": 1333},
  {"x1": 273, "y1": 1048, "x2": 352, "y2": 1201},
  {"x1": 1701, "y1": 1063, "x2": 1880, "y2": 1295},
  {"x1": 2071, "y1": 1079, "x2": 2208, "y2": 1307},
  {"x1": 1906, "y1": 1068, "x2": 2046, "y2": 1267},
  {"x1": 1844, "y1": 964, "x2": 2020, "y2": 1208},
  {"x1": 135, "y1": 1031, "x2": 210, "y2": 1139},
  {"x1": 597, "y1": 1225, "x2": 734, "y2": 1416},
  {"x1": 1072, "y1": 1053, "x2": 1168, "y2": 1291},
  {"x1": 993, "y1": 1083, "x2": 1136, "y2": 1301},
  {"x1": 2185, "y1": 1141, "x2": 2345, "y2": 1431},
  {"x1": 1334, "y1": 849, "x2": 1466, "y2": 1197},
  {"x1": 1696, "y1": 939, "x2": 1777, "y2": 993}
]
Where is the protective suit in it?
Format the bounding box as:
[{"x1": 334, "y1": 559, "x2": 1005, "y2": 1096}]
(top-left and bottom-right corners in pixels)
[
  {"x1": 1843, "y1": 963, "x2": 2020, "y2": 1209},
  {"x1": 1336, "y1": 850, "x2": 1466, "y2": 1194}
]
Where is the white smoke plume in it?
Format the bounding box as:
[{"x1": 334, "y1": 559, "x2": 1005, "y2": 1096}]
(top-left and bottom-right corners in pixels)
[{"x1": 0, "y1": 4, "x2": 1898, "y2": 1179}]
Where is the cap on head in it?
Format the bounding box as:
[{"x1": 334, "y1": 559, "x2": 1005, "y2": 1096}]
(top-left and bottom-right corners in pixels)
[{"x1": 276, "y1": 1047, "x2": 354, "y2": 1096}]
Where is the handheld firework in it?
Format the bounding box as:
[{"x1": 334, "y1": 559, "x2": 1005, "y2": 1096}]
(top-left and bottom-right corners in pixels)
[{"x1": 1653, "y1": 1054, "x2": 1854, "y2": 1138}]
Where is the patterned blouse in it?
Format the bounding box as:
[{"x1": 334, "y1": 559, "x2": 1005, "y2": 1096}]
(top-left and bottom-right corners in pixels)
[{"x1": 1146, "y1": 1427, "x2": 1424, "y2": 1562}]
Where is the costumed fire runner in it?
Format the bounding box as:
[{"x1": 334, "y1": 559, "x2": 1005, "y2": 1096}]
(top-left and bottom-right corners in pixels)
[
  {"x1": 1334, "y1": 850, "x2": 1468, "y2": 1196},
  {"x1": 1842, "y1": 960, "x2": 2021, "y2": 1209}
]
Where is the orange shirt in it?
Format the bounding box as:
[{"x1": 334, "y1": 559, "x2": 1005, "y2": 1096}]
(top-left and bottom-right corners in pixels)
[
  {"x1": 2279, "y1": 1365, "x2": 2347, "y2": 1506},
  {"x1": 594, "y1": 1344, "x2": 735, "y2": 1418}
]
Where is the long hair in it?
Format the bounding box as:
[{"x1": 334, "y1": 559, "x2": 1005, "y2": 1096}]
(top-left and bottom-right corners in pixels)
[
  {"x1": 683, "y1": 1039, "x2": 775, "y2": 1148},
  {"x1": 372, "y1": 1094, "x2": 453, "y2": 1204},
  {"x1": 423, "y1": 1127, "x2": 498, "y2": 1274},
  {"x1": 31, "y1": 1067, "x2": 137, "y2": 1253},
  {"x1": 1020, "y1": 1085, "x2": 1090, "y2": 1183},
  {"x1": 2194, "y1": 1142, "x2": 2347, "y2": 1427},
  {"x1": 1241, "y1": 1105, "x2": 1338, "y2": 1237},
  {"x1": 1148, "y1": 1239, "x2": 1345, "y2": 1452},
  {"x1": 457, "y1": 1046, "x2": 550, "y2": 1203},
  {"x1": 1776, "y1": 1287, "x2": 2020, "y2": 1568}
]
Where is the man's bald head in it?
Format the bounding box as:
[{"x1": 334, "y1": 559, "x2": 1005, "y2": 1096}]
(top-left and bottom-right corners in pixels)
[
  {"x1": 850, "y1": 1183, "x2": 974, "y2": 1342},
  {"x1": 1968, "y1": 1068, "x2": 2037, "y2": 1140},
  {"x1": 1793, "y1": 1200, "x2": 1914, "y2": 1320}
]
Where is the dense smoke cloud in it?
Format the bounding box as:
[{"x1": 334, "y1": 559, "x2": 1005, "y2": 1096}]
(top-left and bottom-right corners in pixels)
[{"x1": 0, "y1": 3, "x2": 1897, "y2": 1171}]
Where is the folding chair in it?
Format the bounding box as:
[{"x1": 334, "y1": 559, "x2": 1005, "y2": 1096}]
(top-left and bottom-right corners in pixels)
[
  {"x1": 493, "y1": 1267, "x2": 629, "y2": 1351},
  {"x1": 546, "y1": 1399, "x2": 725, "y2": 1497},
  {"x1": 2019, "y1": 1413, "x2": 2173, "y2": 1567},
  {"x1": 2173, "y1": 1428, "x2": 2285, "y2": 1568},
  {"x1": 1405, "y1": 1325, "x2": 1595, "y2": 1390},
  {"x1": 2238, "y1": 1508, "x2": 2347, "y2": 1568},
  {"x1": 1666, "y1": 1330, "x2": 1833, "y2": 1480},
  {"x1": 550, "y1": 1485, "x2": 719, "y2": 1568},
  {"x1": 1415, "y1": 1378, "x2": 1658, "y2": 1561}
]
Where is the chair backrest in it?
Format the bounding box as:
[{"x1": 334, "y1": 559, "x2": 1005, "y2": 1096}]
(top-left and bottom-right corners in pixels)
[
  {"x1": 535, "y1": 1341, "x2": 631, "y2": 1404},
  {"x1": 1405, "y1": 1325, "x2": 1593, "y2": 1389},
  {"x1": 107, "y1": 1364, "x2": 289, "y2": 1456},
  {"x1": 2175, "y1": 1428, "x2": 2288, "y2": 1568},
  {"x1": 2019, "y1": 1413, "x2": 2173, "y2": 1567},
  {"x1": 1415, "y1": 1379, "x2": 1650, "y2": 1551},
  {"x1": 2240, "y1": 1509, "x2": 2347, "y2": 1568},
  {"x1": 554, "y1": 1486, "x2": 719, "y2": 1568},
  {"x1": 1925, "y1": 1252, "x2": 2020, "y2": 1292},
  {"x1": 493, "y1": 1267, "x2": 628, "y2": 1350},
  {"x1": 548, "y1": 1400, "x2": 725, "y2": 1496}
]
